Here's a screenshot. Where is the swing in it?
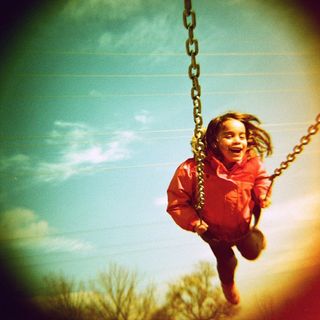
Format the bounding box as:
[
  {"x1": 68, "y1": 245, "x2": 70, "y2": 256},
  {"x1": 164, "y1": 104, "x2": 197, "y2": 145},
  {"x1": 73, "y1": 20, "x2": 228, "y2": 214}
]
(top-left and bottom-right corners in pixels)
[{"x1": 182, "y1": 0, "x2": 320, "y2": 225}]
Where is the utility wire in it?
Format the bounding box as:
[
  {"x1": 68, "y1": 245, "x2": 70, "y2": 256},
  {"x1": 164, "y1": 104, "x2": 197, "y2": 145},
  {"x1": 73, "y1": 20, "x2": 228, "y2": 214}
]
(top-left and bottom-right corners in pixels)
[
  {"x1": 9, "y1": 230, "x2": 320, "y2": 270},
  {"x1": 23, "y1": 50, "x2": 319, "y2": 57},
  {"x1": 0, "y1": 126, "x2": 316, "y2": 150},
  {"x1": 16, "y1": 70, "x2": 320, "y2": 78},
  {"x1": 3, "y1": 235, "x2": 188, "y2": 261},
  {"x1": 3, "y1": 216, "x2": 319, "y2": 262},
  {"x1": 0, "y1": 221, "x2": 170, "y2": 243},
  {"x1": 0, "y1": 150, "x2": 319, "y2": 180},
  {"x1": 9, "y1": 242, "x2": 203, "y2": 270},
  {"x1": 1, "y1": 87, "x2": 314, "y2": 102},
  {"x1": 0, "y1": 121, "x2": 314, "y2": 142}
]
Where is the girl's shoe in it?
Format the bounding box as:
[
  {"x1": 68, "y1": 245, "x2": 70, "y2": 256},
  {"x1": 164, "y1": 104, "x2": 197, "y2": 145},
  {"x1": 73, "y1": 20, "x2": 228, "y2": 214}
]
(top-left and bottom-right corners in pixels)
[{"x1": 221, "y1": 282, "x2": 240, "y2": 305}]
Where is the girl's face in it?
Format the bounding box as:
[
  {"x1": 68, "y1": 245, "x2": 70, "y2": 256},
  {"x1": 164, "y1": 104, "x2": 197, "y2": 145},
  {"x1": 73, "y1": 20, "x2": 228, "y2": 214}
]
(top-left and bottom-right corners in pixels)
[{"x1": 215, "y1": 119, "x2": 247, "y2": 167}]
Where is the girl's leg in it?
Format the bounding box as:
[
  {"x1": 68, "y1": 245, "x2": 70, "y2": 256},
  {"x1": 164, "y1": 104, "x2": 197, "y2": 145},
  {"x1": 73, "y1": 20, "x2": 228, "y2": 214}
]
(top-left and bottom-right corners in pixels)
[
  {"x1": 207, "y1": 240, "x2": 238, "y2": 285},
  {"x1": 236, "y1": 228, "x2": 266, "y2": 260},
  {"x1": 206, "y1": 240, "x2": 240, "y2": 304}
]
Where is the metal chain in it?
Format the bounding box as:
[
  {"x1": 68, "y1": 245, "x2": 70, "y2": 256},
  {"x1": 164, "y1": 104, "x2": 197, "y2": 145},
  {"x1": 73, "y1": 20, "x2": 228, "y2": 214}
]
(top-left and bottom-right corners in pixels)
[
  {"x1": 264, "y1": 113, "x2": 320, "y2": 199},
  {"x1": 271, "y1": 113, "x2": 320, "y2": 180},
  {"x1": 183, "y1": 0, "x2": 206, "y2": 212},
  {"x1": 183, "y1": 1, "x2": 320, "y2": 216}
]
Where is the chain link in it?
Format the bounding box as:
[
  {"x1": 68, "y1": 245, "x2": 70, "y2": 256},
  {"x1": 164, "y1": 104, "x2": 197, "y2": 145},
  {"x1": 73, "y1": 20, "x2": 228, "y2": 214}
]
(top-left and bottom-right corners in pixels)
[
  {"x1": 271, "y1": 113, "x2": 320, "y2": 179},
  {"x1": 183, "y1": 0, "x2": 206, "y2": 212}
]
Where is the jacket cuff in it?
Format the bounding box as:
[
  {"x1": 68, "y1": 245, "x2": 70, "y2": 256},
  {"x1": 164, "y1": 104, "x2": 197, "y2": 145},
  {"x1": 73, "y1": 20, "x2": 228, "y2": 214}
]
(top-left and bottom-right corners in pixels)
[{"x1": 190, "y1": 219, "x2": 200, "y2": 232}]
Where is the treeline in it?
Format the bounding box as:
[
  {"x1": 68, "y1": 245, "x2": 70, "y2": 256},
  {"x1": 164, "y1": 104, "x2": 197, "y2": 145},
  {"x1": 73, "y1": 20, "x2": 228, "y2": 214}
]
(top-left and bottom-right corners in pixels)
[{"x1": 36, "y1": 261, "x2": 238, "y2": 320}]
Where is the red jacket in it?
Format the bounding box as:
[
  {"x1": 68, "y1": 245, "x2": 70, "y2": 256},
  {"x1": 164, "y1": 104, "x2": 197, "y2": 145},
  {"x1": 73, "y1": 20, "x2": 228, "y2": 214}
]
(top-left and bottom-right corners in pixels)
[{"x1": 166, "y1": 152, "x2": 271, "y2": 241}]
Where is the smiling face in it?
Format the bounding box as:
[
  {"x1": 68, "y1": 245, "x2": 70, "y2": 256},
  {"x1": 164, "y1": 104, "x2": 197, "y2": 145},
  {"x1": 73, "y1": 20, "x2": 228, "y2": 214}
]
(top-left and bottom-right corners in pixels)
[{"x1": 215, "y1": 119, "x2": 248, "y2": 168}]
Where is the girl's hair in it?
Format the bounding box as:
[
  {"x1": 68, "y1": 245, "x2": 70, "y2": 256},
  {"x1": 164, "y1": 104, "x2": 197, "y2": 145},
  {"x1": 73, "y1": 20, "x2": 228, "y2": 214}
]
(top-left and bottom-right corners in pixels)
[{"x1": 203, "y1": 112, "x2": 273, "y2": 158}]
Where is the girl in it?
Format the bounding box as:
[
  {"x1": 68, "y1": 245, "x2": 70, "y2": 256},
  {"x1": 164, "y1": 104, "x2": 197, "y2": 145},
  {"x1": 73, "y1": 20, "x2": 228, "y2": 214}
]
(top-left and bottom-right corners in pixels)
[{"x1": 166, "y1": 112, "x2": 272, "y2": 304}]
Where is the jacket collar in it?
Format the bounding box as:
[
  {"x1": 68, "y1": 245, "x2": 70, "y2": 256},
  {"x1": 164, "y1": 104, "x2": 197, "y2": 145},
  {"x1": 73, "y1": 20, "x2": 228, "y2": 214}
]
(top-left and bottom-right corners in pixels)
[{"x1": 205, "y1": 149, "x2": 255, "y2": 173}]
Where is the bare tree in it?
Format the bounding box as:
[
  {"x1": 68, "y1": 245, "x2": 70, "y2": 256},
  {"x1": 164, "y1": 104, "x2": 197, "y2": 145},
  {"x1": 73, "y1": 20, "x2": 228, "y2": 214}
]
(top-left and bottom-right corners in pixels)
[
  {"x1": 89, "y1": 263, "x2": 157, "y2": 320},
  {"x1": 150, "y1": 306, "x2": 174, "y2": 320},
  {"x1": 162, "y1": 261, "x2": 237, "y2": 320},
  {"x1": 38, "y1": 262, "x2": 238, "y2": 320},
  {"x1": 41, "y1": 273, "x2": 88, "y2": 320}
]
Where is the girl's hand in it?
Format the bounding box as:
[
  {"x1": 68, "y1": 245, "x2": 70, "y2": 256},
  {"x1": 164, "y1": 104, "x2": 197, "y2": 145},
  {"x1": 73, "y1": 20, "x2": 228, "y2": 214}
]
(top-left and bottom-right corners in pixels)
[
  {"x1": 194, "y1": 220, "x2": 209, "y2": 235},
  {"x1": 260, "y1": 195, "x2": 271, "y2": 208}
]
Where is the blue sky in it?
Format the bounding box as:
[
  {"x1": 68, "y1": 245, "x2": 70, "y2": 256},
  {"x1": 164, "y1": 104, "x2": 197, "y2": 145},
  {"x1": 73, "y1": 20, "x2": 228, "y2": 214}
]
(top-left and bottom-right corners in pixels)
[{"x1": 0, "y1": 0, "x2": 319, "y2": 310}]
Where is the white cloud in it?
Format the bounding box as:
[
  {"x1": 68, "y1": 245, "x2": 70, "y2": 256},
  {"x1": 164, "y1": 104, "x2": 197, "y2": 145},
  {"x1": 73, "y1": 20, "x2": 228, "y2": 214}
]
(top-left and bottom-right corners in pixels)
[
  {"x1": 262, "y1": 193, "x2": 319, "y2": 228},
  {"x1": 40, "y1": 237, "x2": 93, "y2": 252},
  {"x1": 98, "y1": 16, "x2": 172, "y2": 52},
  {"x1": 47, "y1": 121, "x2": 89, "y2": 143},
  {"x1": 64, "y1": 141, "x2": 131, "y2": 166},
  {"x1": 0, "y1": 121, "x2": 142, "y2": 183},
  {"x1": 154, "y1": 196, "x2": 167, "y2": 207},
  {"x1": 63, "y1": 0, "x2": 143, "y2": 21},
  {"x1": 66, "y1": 146, "x2": 109, "y2": 164},
  {"x1": 135, "y1": 115, "x2": 148, "y2": 124},
  {"x1": 41, "y1": 125, "x2": 138, "y2": 182},
  {"x1": 134, "y1": 110, "x2": 152, "y2": 126},
  {"x1": 54, "y1": 120, "x2": 86, "y2": 129},
  {"x1": 0, "y1": 207, "x2": 50, "y2": 241},
  {"x1": 0, "y1": 154, "x2": 31, "y2": 171},
  {"x1": 0, "y1": 207, "x2": 93, "y2": 252},
  {"x1": 0, "y1": 121, "x2": 138, "y2": 183},
  {"x1": 36, "y1": 162, "x2": 77, "y2": 182},
  {"x1": 116, "y1": 130, "x2": 137, "y2": 141},
  {"x1": 285, "y1": 193, "x2": 319, "y2": 221}
]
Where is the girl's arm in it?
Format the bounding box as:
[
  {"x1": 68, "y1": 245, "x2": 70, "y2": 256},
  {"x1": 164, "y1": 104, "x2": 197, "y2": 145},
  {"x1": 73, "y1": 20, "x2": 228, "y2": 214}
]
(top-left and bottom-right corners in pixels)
[
  {"x1": 253, "y1": 158, "x2": 272, "y2": 208},
  {"x1": 166, "y1": 161, "x2": 201, "y2": 232}
]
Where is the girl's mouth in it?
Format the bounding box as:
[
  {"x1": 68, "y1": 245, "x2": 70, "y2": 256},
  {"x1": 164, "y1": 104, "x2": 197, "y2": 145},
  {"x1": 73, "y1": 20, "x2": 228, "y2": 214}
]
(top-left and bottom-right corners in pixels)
[{"x1": 229, "y1": 147, "x2": 243, "y2": 155}]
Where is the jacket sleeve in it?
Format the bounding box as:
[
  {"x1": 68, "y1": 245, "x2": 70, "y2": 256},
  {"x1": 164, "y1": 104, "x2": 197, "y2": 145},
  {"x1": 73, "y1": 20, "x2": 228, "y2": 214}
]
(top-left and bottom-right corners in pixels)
[
  {"x1": 253, "y1": 157, "x2": 272, "y2": 203},
  {"x1": 166, "y1": 161, "x2": 200, "y2": 232}
]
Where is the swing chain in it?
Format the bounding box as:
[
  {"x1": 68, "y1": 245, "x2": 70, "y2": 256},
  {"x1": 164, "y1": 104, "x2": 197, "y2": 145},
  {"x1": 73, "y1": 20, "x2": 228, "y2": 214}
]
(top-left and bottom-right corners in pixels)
[
  {"x1": 271, "y1": 113, "x2": 320, "y2": 179},
  {"x1": 183, "y1": 0, "x2": 205, "y2": 211}
]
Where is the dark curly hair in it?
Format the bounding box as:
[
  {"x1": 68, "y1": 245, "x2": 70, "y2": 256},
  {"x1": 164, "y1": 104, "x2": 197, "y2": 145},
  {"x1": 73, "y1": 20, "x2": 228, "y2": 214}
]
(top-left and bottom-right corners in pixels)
[{"x1": 204, "y1": 112, "x2": 273, "y2": 159}]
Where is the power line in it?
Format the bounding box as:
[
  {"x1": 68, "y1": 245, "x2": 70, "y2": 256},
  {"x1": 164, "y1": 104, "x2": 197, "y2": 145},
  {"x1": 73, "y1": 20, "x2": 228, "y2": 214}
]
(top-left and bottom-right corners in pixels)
[
  {"x1": 0, "y1": 127, "x2": 313, "y2": 149},
  {"x1": 3, "y1": 235, "x2": 186, "y2": 261},
  {"x1": 0, "y1": 121, "x2": 314, "y2": 142},
  {"x1": 0, "y1": 129, "x2": 316, "y2": 153},
  {"x1": 0, "y1": 149, "x2": 319, "y2": 181},
  {"x1": 8, "y1": 227, "x2": 320, "y2": 270},
  {"x1": 24, "y1": 50, "x2": 319, "y2": 57},
  {"x1": 1, "y1": 87, "x2": 314, "y2": 102},
  {"x1": 0, "y1": 161, "x2": 180, "y2": 180},
  {"x1": 16, "y1": 70, "x2": 320, "y2": 78},
  {"x1": 9, "y1": 242, "x2": 201, "y2": 270},
  {"x1": 4, "y1": 215, "x2": 319, "y2": 262},
  {"x1": 0, "y1": 220, "x2": 170, "y2": 243}
]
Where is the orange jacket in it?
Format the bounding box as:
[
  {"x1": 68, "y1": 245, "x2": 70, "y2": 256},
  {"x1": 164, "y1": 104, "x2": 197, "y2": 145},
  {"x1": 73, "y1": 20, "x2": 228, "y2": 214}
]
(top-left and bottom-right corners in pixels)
[{"x1": 166, "y1": 152, "x2": 271, "y2": 240}]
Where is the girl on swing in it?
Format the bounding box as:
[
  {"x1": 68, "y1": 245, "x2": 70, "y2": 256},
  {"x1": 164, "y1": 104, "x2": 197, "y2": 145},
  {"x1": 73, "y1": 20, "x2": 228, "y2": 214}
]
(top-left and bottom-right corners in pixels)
[{"x1": 167, "y1": 112, "x2": 273, "y2": 304}]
